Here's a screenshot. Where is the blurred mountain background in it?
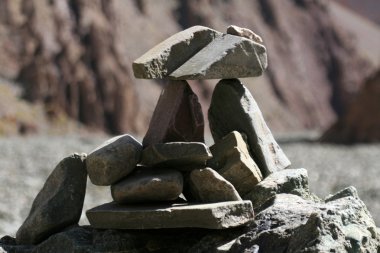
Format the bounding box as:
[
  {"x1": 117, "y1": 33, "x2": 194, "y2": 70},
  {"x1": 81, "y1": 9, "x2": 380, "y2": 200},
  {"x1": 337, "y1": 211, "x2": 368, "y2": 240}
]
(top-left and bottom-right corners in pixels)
[{"x1": 0, "y1": 0, "x2": 379, "y2": 141}]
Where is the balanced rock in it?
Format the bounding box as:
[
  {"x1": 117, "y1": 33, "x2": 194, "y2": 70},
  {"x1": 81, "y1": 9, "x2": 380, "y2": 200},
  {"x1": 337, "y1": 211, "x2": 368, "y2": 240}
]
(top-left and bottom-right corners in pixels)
[
  {"x1": 226, "y1": 25, "x2": 263, "y2": 43},
  {"x1": 169, "y1": 34, "x2": 267, "y2": 80},
  {"x1": 143, "y1": 80, "x2": 204, "y2": 147},
  {"x1": 111, "y1": 168, "x2": 183, "y2": 204},
  {"x1": 133, "y1": 26, "x2": 222, "y2": 79},
  {"x1": 208, "y1": 131, "x2": 263, "y2": 195},
  {"x1": 208, "y1": 79, "x2": 291, "y2": 177},
  {"x1": 187, "y1": 167, "x2": 242, "y2": 203},
  {"x1": 16, "y1": 154, "x2": 87, "y2": 245},
  {"x1": 141, "y1": 142, "x2": 212, "y2": 169},
  {"x1": 244, "y1": 168, "x2": 312, "y2": 210},
  {"x1": 86, "y1": 201, "x2": 254, "y2": 229},
  {"x1": 86, "y1": 134, "x2": 142, "y2": 186}
]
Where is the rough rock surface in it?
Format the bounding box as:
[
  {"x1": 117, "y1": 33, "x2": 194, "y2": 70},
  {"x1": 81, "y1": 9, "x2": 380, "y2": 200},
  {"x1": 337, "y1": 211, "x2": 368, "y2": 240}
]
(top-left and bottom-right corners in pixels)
[
  {"x1": 226, "y1": 25, "x2": 263, "y2": 43},
  {"x1": 86, "y1": 201, "x2": 254, "y2": 230},
  {"x1": 111, "y1": 168, "x2": 183, "y2": 204},
  {"x1": 209, "y1": 79, "x2": 291, "y2": 177},
  {"x1": 141, "y1": 142, "x2": 212, "y2": 169},
  {"x1": 133, "y1": 26, "x2": 222, "y2": 79},
  {"x1": 169, "y1": 34, "x2": 267, "y2": 80},
  {"x1": 244, "y1": 168, "x2": 313, "y2": 210},
  {"x1": 86, "y1": 134, "x2": 142, "y2": 186},
  {"x1": 142, "y1": 80, "x2": 204, "y2": 147},
  {"x1": 16, "y1": 154, "x2": 87, "y2": 245},
  {"x1": 187, "y1": 167, "x2": 242, "y2": 203}
]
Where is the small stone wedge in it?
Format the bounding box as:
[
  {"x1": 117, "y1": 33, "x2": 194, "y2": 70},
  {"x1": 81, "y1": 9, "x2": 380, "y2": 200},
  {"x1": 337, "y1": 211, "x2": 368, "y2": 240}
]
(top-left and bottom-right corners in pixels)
[
  {"x1": 86, "y1": 201, "x2": 254, "y2": 229},
  {"x1": 208, "y1": 79, "x2": 291, "y2": 177},
  {"x1": 169, "y1": 34, "x2": 267, "y2": 80},
  {"x1": 86, "y1": 134, "x2": 142, "y2": 186},
  {"x1": 133, "y1": 26, "x2": 222, "y2": 79},
  {"x1": 16, "y1": 154, "x2": 87, "y2": 245},
  {"x1": 143, "y1": 80, "x2": 204, "y2": 147},
  {"x1": 111, "y1": 168, "x2": 183, "y2": 204}
]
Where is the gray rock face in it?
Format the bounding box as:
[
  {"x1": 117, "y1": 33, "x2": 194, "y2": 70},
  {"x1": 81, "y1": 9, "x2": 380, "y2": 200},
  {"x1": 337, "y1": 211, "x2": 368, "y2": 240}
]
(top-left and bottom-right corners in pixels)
[
  {"x1": 208, "y1": 79, "x2": 291, "y2": 177},
  {"x1": 226, "y1": 25, "x2": 263, "y2": 43},
  {"x1": 133, "y1": 26, "x2": 222, "y2": 79},
  {"x1": 86, "y1": 201, "x2": 254, "y2": 230},
  {"x1": 169, "y1": 34, "x2": 267, "y2": 80},
  {"x1": 141, "y1": 142, "x2": 212, "y2": 169},
  {"x1": 111, "y1": 168, "x2": 183, "y2": 204},
  {"x1": 86, "y1": 134, "x2": 142, "y2": 186},
  {"x1": 187, "y1": 167, "x2": 242, "y2": 203},
  {"x1": 244, "y1": 168, "x2": 312, "y2": 210},
  {"x1": 16, "y1": 154, "x2": 87, "y2": 245},
  {"x1": 142, "y1": 80, "x2": 204, "y2": 147},
  {"x1": 208, "y1": 131, "x2": 263, "y2": 195}
]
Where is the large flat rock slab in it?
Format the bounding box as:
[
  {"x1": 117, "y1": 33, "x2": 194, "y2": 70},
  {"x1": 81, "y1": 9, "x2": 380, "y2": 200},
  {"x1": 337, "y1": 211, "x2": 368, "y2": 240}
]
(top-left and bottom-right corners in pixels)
[
  {"x1": 169, "y1": 34, "x2": 267, "y2": 80},
  {"x1": 142, "y1": 80, "x2": 204, "y2": 147},
  {"x1": 133, "y1": 26, "x2": 222, "y2": 79},
  {"x1": 86, "y1": 201, "x2": 254, "y2": 229}
]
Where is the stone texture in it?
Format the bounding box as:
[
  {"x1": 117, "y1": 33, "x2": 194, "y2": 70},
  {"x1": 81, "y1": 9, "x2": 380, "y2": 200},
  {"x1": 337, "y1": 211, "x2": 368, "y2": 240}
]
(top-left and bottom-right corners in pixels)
[
  {"x1": 86, "y1": 201, "x2": 254, "y2": 230},
  {"x1": 142, "y1": 80, "x2": 204, "y2": 147},
  {"x1": 133, "y1": 25, "x2": 222, "y2": 79},
  {"x1": 208, "y1": 131, "x2": 263, "y2": 195},
  {"x1": 187, "y1": 167, "x2": 242, "y2": 203},
  {"x1": 169, "y1": 34, "x2": 267, "y2": 80},
  {"x1": 16, "y1": 154, "x2": 87, "y2": 245},
  {"x1": 244, "y1": 168, "x2": 313, "y2": 210},
  {"x1": 111, "y1": 168, "x2": 183, "y2": 204},
  {"x1": 141, "y1": 142, "x2": 212, "y2": 169},
  {"x1": 208, "y1": 79, "x2": 291, "y2": 177},
  {"x1": 86, "y1": 134, "x2": 142, "y2": 186},
  {"x1": 226, "y1": 25, "x2": 263, "y2": 43}
]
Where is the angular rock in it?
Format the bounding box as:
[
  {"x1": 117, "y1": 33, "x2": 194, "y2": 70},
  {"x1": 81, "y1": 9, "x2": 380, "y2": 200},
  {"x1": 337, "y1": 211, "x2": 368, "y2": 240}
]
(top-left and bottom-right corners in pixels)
[
  {"x1": 187, "y1": 167, "x2": 242, "y2": 203},
  {"x1": 111, "y1": 168, "x2": 183, "y2": 204},
  {"x1": 243, "y1": 168, "x2": 312, "y2": 210},
  {"x1": 208, "y1": 79, "x2": 291, "y2": 177},
  {"x1": 16, "y1": 154, "x2": 87, "y2": 245},
  {"x1": 226, "y1": 25, "x2": 263, "y2": 43},
  {"x1": 208, "y1": 131, "x2": 263, "y2": 195},
  {"x1": 86, "y1": 201, "x2": 254, "y2": 229},
  {"x1": 133, "y1": 25, "x2": 222, "y2": 79},
  {"x1": 86, "y1": 134, "x2": 142, "y2": 186},
  {"x1": 141, "y1": 142, "x2": 212, "y2": 169},
  {"x1": 169, "y1": 34, "x2": 267, "y2": 80},
  {"x1": 142, "y1": 80, "x2": 204, "y2": 147}
]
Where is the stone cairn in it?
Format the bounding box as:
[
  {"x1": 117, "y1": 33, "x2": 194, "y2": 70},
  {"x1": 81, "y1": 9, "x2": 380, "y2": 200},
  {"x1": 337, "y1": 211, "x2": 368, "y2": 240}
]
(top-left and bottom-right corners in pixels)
[{"x1": 14, "y1": 25, "x2": 291, "y2": 245}]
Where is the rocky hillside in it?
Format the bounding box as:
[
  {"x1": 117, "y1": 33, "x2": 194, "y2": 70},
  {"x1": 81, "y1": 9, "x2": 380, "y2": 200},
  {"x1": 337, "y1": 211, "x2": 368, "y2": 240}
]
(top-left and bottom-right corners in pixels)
[{"x1": 0, "y1": 0, "x2": 377, "y2": 135}]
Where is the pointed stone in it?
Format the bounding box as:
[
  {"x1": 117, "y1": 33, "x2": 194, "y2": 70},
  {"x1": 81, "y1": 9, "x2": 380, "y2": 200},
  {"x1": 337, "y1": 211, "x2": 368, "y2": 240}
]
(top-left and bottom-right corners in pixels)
[
  {"x1": 16, "y1": 154, "x2": 87, "y2": 245},
  {"x1": 187, "y1": 167, "x2": 242, "y2": 203},
  {"x1": 111, "y1": 168, "x2": 183, "y2": 204},
  {"x1": 169, "y1": 34, "x2": 267, "y2": 80},
  {"x1": 133, "y1": 26, "x2": 222, "y2": 79},
  {"x1": 141, "y1": 142, "x2": 212, "y2": 169},
  {"x1": 86, "y1": 201, "x2": 254, "y2": 229},
  {"x1": 143, "y1": 80, "x2": 204, "y2": 147},
  {"x1": 208, "y1": 79, "x2": 291, "y2": 177}
]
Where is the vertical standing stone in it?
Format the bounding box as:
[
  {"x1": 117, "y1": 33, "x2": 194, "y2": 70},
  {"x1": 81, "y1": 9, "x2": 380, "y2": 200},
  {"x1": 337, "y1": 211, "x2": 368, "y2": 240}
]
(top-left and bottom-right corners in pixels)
[
  {"x1": 208, "y1": 79, "x2": 291, "y2": 177},
  {"x1": 143, "y1": 80, "x2": 204, "y2": 147}
]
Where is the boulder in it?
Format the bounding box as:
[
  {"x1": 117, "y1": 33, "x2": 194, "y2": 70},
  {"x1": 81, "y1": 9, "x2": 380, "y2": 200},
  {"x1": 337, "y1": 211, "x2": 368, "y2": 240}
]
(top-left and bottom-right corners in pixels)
[
  {"x1": 86, "y1": 134, "x2": 142, "y2": 186},
  {"x1": 142, "y1": 80, "x2": 204, "y2": 147},
  {"x1": 187, "y1": 167, "x2": 242, "y2": 203},
  {"x1": 133, "y1": 25, "x2": 222, "y2": 79},
  {"x1": 169, "y1": 34, "x2": 267, "y2": 80},
  {"x1": 208, "y1": 131, "x2": 263, "y2": 195},
  {"x1": 16, "y1": 154, "x2": 87, "y2": 245},
  {"x1": 208, "y1": 79, "x2": 291, "y2": 177},
  {"x1": 141, "y1": 142, "x2": 212, "y2": 169},
  {"x1": 86, "y1": 201, "x2": 254, "y2": 230},
  {"x1": 111, "y1": 168, "x2": 183, "y2": 204},
  {"x1": 226, "y1": 25, "x2": 263, "y2": 43},
  {"x1": 243, "y1": 168, "x2": 313, "y2": 210}
]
